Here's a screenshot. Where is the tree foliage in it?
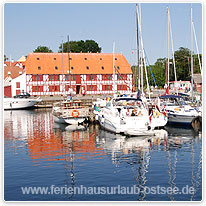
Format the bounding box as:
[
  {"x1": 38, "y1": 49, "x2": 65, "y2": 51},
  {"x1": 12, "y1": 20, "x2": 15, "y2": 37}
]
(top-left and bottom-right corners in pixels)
[
  {"x1": 4, "y1": 55, "x2": 8, "y2": 61},
  {"x1": 59, "y1": 40, "x2": 102, "y2": 53},
  {"x1": 132, "y1": 47, "x2": 202, "y2": 89},
  {"x1": 33, "y1": 46, "x2": 53, "y2": 53}
]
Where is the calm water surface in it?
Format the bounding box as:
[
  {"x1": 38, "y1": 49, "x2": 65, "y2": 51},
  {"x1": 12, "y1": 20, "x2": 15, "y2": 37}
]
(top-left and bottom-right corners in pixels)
[{"x1": 4, "y1": 109, "x2": 202, "y2": 201}]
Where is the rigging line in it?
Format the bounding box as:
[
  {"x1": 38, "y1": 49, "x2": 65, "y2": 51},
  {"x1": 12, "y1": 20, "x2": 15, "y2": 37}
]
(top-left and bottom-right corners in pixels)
[
  {"x1": 143, "y1": 48, "x2": 157, "y2": 87},
  {"x1": 136, "y1": 4, "x2": 150, "y2": 97},
  {"x1": 192, "y1": 21, "x2": 202, "y2": 75},
  {"x1": 168, "y1": 12, "x2": 177, "y2": 83}
]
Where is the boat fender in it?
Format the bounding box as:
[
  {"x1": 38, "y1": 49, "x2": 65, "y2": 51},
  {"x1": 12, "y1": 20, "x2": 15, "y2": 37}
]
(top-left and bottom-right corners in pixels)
[
  {"x1": 162, "y1": 106, "x2": 167, "y2": 117},
  {"x1": 72, "y1": 110, "x2": 79, "y2": 118},
  {"x1": 149, "y1": 110, "x2": 153, "y2": 122},
  {"x1": 101, "y1": 115, "x2": 105, "y2": 124}
]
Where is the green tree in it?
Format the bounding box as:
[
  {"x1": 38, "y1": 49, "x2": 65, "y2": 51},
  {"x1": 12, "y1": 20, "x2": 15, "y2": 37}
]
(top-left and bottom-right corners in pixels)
[
  {"x1": 170, "y1": 47, "x2": 201, "y2": 81},
  {"x1": 4, "y1": 55, "x2": 8, "y2": 61},
  {"x1": 33, "y1": 46, "x2": 53, "y2": 53},
  {"x1": 59, "y1": 40, "x2": 102, "y2": 53},
  {"x1": 132, "y1": 47, "x2": 202, "y2": 90},
  {"x1": 193, "y1": 54, "x2": 202, "y2": 74},
  {"x1": 173, "y1": 47, "x2": 191, "y2": 81}
]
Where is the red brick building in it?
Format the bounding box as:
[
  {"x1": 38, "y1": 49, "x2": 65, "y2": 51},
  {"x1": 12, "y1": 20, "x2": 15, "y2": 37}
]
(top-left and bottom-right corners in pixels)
[{"x1": 25, "y1": 53, "x2": 132, "y2": 96}]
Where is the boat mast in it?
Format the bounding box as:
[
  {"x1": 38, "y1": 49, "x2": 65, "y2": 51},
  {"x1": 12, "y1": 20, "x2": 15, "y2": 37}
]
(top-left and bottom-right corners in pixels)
[
  {"x1": 168, "y1": 8, "x2": 177, "y2": 94},
  {"x1": 113, "y1": 41, "x2": 116, "y2": 94},
  {"x1": 167, "y1": 7, "x2": 170, "y2": 88},
  {"x1": 61, "y1": 40, "x2": 64, "y2": 96},
  {"x1": 67, "y1": 35, "x2": 71, "y2": 93},
  {"x1": 136, "y1": 5, "x2": 144, "y2": 96},
  {"x1": 139, "y1": 4, "x2": 150, "y2": 98},
  {"x1": 136, "y1": 4, "x2": 140, "y2": 92},
  {"x1": 191, "y1": 5, "x2": 194, "y2": 102},
  {"x1": 136, "y1": 4, "x2": 150, "y2": 98}
]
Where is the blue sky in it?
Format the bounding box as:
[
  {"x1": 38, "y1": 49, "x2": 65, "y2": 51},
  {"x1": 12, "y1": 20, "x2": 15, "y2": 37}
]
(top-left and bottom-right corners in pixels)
[{"x1": 4, "y1": 3, "x2": 202, "y2": 65}]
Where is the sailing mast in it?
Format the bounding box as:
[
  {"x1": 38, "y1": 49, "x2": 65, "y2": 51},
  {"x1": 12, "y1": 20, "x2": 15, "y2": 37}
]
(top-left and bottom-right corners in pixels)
[
  {"x1": 168, "y1": 8, "x2": 177, "y2": 94},
  {"x1": 167, "y1": 7, "x2": 170, "y2": 88},
  {"x1": 61, "y1": 40, "x2": 64, "y2": 96},
  {"x1": 167, "y1": 7, "x2": 177, "y2": 94},
  {"x1": 67, "y1": 35, "x2": 72, "y2": 94},
  {"x1": 191, "y1": 5, "x2": 194, "y2": 103},
  {"x1": 136, "y1": 5, "x2": 143, "y2": 95},
  {"x1": 136, "y1": 4, "x2": 150, "y2": 98},
  {"x1": 113, "y1": 41, "x2": 116, "y2": 94},
  {"x1": 136, "y1": 4, "x2": 140, "y2": 92}
]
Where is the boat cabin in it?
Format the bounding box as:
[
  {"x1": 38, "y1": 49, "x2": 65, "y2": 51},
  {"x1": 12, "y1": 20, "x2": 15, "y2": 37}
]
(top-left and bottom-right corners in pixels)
[{"x1": 62, "y1": 101, "x2": 83, "y2": 109}]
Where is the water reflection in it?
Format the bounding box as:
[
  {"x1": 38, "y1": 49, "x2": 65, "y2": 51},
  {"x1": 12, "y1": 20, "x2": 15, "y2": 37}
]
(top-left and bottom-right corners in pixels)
[
  {"x1": 4, "y1": 110, "x2": 104, "y2": 163},
  {"x1": 4, "y1": 109, "x2": 202, "y2": 201},
  {"x1": 97, "y1": 130, "x2": 152, "y2": 200},
  {"x1": 96, "y1": 128, "x2": 202, "y2": 201}
]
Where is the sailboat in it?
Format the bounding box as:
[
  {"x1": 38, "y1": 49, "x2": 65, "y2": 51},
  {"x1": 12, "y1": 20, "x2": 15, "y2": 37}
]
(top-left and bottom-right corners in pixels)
[
  {"x1": 159, "y1": 7, "x2": 199, "y2": 126},
  {"x1": 135, "y1": 4, "x2": 168, "y2": 129}
]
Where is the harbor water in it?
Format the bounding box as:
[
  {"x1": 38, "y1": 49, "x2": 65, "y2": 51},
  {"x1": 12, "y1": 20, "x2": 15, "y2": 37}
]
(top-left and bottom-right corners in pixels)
[{"x1": 4, "y1": 109, "x2": 202, "y2": 201}]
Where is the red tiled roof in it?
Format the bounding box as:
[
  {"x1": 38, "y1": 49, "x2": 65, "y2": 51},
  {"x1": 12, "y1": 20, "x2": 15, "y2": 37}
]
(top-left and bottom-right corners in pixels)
[
  {"x1": 4, "y1": 61, "x2": 24, "y2": 80},
  {"x1": 25, "y1": 53, "x2": 132, "y2": 75}
]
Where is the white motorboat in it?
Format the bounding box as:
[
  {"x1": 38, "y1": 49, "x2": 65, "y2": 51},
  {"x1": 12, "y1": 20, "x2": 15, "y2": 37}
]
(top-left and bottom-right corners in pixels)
[
  {"x1": 142, "y1": 97, "x2": 168, "y2": 129},
  {"x1": 52, "y1": 99, "x2": 90, "y2": 125},
  {"x1": 98, "y1": 96, "x2": 154, "y2": 135},
  {"x1": 4, "y1": 97, "x2": 41, "y2": 110},
  {"x1": 159, "y1": 95, "x2": 199, "y2": 125}
]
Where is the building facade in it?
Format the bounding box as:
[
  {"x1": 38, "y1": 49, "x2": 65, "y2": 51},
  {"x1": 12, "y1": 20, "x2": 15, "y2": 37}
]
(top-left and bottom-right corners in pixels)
[
  {"x1": 169, "y1": 81, "x2": 191, "y2": 91},
  {"x1": 25, "y1": 53, "x2": 132, "y2": 96},
  {"x1": 4, "y1": 59, "x2": 26, "y2": 97},
  {"x1": 193, "y1": 73, "x2": 202, "y2": 93}
]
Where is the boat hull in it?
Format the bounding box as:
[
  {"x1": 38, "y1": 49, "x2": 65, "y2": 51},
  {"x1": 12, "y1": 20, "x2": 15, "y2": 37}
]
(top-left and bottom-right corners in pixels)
[
  {"x1": 4, "y1": 98, "x2": 38, "y2": 110},
  {"x1": 151, "y1": 115, "x2": 168, "y2": 128},
  {"x1": 99, "y1": 113, "x2": 153, "y2": 135},
  {"x1": 99, "y1": 117, "x2": 122, "y2": 134},
  {"x1": 124, "y1": 129, "x2": 155, "y2": 137},
  {"x1": 53, "y1": 115, "x2": 86, "y2": 125},
  {"x1": 167, "y1": 113, "x2": 196, "y2": 125}
]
